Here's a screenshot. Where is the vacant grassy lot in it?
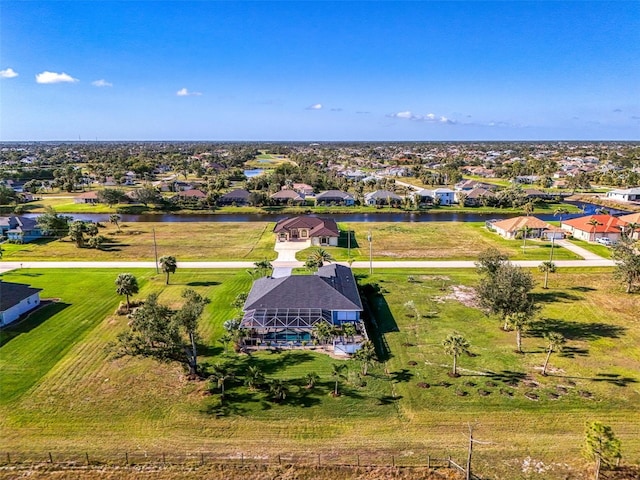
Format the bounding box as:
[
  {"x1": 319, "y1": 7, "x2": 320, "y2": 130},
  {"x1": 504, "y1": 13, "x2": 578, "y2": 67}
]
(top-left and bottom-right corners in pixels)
[
  {"x1": 1, "y1": 222, "x2": 277, "y2": 261},
  {"x1": 1, "y1": 266, "x2": 638, "y2": 479},
  {"x1": 297, "y1": 222, "x2": 581, "y2": 261}
]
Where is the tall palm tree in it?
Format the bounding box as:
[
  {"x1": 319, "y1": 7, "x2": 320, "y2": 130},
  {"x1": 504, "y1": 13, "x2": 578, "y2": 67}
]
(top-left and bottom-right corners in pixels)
[
  {"x1": 442, "y1": 333, "x2": 470, "y2": 377},
  {"x1": 538, "y1": 261, "x2": 557, "y2": 289},
  {"x1": 624, "y1": 222, "x2": 639, "y2": 240},
  {"x1": 553, "y1": 207, "x2": 569, "y2": 224},
  {"x1": 115, "y1": 273, "x2": 139, "y2": 312},
  {"x1": 519, "y1": 226, "x2": 532, "y2": 251},
  {"x1": 506, "y1": 312, "x2": 532, "y2": 353},
  {"x1": 587, "y1": 218, "x2": 602, "y2": 243},
  {"x1": 331, "y1": 363, "x2": 347, "y2": 396},
  {"x1": 342, "y1": 323, "x2": 357, "y2": 343},
  {"x1": 159, "y1": 255, "x2": 177, "y2": 284},
  {"x1": 542, "y1": 332, "x2": 566, "y2": 376},
  {"x1": 522, "y1": 201, "x2": 534, "y2": 217}
]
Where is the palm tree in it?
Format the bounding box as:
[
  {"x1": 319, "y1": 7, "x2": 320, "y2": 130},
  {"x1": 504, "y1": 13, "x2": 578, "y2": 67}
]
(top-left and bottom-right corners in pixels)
[
  {"x1": 522, "y1": 201, "x2": 534, "y2": 217},
  {"x1": 542, "y1": 332, "x2": 566, "y2": 376},
  {"x1": 253, "y1": 259, "x2": 273, "y2": 278},
  {"x1": 442, "y1": 333, "x2": 470, "y2": 377},
  {"x1": 312, "y1": 322, "x2": 332, "y2": 348},
  {"x1": 624, "y1": 222, "x2": 639, "y2": 240},
  {"x1": 115, "y1": 273, "x2": 139, "y2": 312},
  {"x1": 519, "y1": 225, "x2": 532, "y2": 251},
  {"x1": 210, "y1": 363, "x2": 233, "y2": 398},
  {"x1": 268, "y1": 379, "x2": 289, "y2": 402},
  {"x1": 304, "y1": 372, "x2": 320, "y2": 389},
  {"x1": 353, "y1": 341, "x2": 376, "y2": 376},
  {"x1": 331, "y1": 363, "x2": 347, "y2": 396},
  {"x1": 308, "y1": 248, "x2": 334, "y2": 268},
  {"x1": 506, "y1": 312, "x2": 532, "y2": 353},
  {"x1": 109, "y1": 213, "x2": 121, "y2": 232},
  {"x1": 244, "y1": 365, "x2": 264, "y2": 391},
  {"x1": 587, "y1": 218, "x2": 602, "y2": 243},
  {"x1": 342, "y1": 323, "x2": 357, "y2": 343},
  {"x1": 553, "y1": 207, "x2": 569, "y2": 224},
  {"x1": 538, "y1": 261, "x2": 557, "y2": 289},
  {"x1": 159, "y1": 255, "x2": 177, "y2": 284}
]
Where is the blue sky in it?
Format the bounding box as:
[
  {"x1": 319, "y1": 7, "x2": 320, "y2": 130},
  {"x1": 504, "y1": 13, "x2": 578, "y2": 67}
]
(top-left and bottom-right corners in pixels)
[{"x1": 1, "y1": 1, "x2": 638, "y2": 141}]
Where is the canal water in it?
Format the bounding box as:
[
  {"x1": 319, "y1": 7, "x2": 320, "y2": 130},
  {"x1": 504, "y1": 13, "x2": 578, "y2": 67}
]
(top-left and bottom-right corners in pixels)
[{"x1": 23, "y1": 201, "x2": 630, "y2": 224}]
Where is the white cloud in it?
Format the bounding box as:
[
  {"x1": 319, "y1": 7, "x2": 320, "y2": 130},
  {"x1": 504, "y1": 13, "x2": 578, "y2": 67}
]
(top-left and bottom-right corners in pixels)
[
  {"x1": 176, "y1": 87, "x2": 202, "y2": 96},
  {"x1": 306, "y1": 103, "x2": 323, "y2": 110},
  {"x1": 0, "y1": 68, "x2": 19, "y2": 79},
  {"x1": 387, "y1": 110, "x2": 457, "y2": 124},
  {"x1": 92, "y1": 79, "x2": 113, "y2": 87},
  {"x1": 36, "y1": 71, "x2": 78, "y2": 84}
]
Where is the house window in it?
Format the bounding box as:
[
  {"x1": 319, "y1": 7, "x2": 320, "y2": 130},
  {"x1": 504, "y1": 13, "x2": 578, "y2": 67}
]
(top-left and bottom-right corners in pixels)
[{"x1": 300, "y1": 230, "x2": 308, "y2": 238}]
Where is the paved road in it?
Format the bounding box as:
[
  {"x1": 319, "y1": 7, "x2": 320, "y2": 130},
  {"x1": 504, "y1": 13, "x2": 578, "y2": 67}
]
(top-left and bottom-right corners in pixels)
[{"x1": 0, "y1": 257, "x2": 615, "y2": 273}]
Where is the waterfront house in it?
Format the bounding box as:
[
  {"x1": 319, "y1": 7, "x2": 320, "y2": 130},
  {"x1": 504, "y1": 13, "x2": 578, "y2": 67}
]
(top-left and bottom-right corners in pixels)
[
  {"x1": 0, "y1": 216, "x2": 43, "y2": 243},
  {"x1": 490, "y1": 216, "x2": 558, "y2": 240},
  {"x1": 364, "y1": 190, "x2": 402, "y2": 206},
  {"x1": 74, "y1": 191, "x2": 99, "y2": 204},
  {"x1": 270, "y1": 189, "x2": 305, "y2": 205},
  {"x1": 619, "y1": 213, "x2": 640, "y2": 240},
  {"x1": 561, "y1": 214, "x2": 627, "y2": 243},
  {"x1": 274, "y1": 216, "x2": 340, "y2": 246},
  {"x1": 218, "y1": 189, "x2": 251, "y2": 206},
  {"x1": 315, "y1": 190, "x2": 355, "y2": 206}
]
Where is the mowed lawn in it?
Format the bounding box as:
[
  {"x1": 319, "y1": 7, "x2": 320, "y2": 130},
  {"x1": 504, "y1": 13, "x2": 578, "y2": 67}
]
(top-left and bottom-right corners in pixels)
[
  {"x1": 1, "y1": 222, "x2": 277, "y2": 261},
  {"x1": 297, "y1": 222, "x2": 581, "y2": 261},
  {"x1": 1, "y1": 267, "x2": 638, "y2": 479}
]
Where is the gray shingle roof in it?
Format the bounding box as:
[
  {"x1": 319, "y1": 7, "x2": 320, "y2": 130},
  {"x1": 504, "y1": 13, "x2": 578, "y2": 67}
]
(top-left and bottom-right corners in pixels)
[
  {"x1": 244, "y1": 264, "x2": 362, "y2": 312},
  {"x1": 0, "y1": 282, "x2": 42, "y2": 311}
]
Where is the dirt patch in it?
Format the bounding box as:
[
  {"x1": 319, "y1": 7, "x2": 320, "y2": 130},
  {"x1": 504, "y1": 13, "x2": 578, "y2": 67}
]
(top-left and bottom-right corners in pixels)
[{"x1": 434, "y1": 285, "x2": 479, "y2": 308}]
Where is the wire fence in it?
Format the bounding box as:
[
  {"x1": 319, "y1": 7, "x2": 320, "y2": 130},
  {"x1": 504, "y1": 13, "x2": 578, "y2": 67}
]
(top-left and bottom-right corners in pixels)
[{"x1": 1, "y1": 450, "x2": 465, "y2": 472}]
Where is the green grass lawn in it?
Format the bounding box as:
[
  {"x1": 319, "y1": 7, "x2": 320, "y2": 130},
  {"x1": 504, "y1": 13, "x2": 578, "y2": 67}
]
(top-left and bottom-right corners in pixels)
[
  {"x1": 568, "y1": 238, "x2": 614, "y2": 259},
  {"x1": 297, "y1": 222, "x2": 581, "y2": 261},
  {"x1": 1, "y1": 222, "x2": 277, "y2": 261},
  {"x1": 1, "y1": 267, "x2": 638, "y2": 478}
]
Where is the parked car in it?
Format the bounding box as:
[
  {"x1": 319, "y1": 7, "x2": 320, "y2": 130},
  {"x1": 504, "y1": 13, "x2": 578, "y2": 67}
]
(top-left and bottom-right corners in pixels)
[{"x1": 596, "y1": 237, "x2": 613, "y2": 246}]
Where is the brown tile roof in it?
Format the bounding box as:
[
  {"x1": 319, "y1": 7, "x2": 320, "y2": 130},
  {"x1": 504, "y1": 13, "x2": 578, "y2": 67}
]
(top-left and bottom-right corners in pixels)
[
  {"x1": 491, "y1": 216, "x2": 551, "y2": 232},
  {"x1": 619, "y1": 212, "x2": 640, "y2": 224}
]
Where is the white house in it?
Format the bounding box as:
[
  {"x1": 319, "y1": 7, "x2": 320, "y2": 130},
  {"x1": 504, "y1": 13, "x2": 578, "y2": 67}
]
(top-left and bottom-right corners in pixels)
[
  {"x1": 414, "y1": 188, "x2": 455, "y2": 205},
  {"x1": 605, "y1": 187, "x2": 640, "y2": 202},
  {"x1": 0, "y1": 282, "x2": 42, "y2": 327}
]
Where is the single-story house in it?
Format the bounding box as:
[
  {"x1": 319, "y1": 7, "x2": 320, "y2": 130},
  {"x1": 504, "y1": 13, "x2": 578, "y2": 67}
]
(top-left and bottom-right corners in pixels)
[
  {"x1": 619, "y1": 212, "x2": 640, "y2": 240},
  {"x1": 605, "y1": 187, "x2": 640, "y2": 203},
  {"x1": 74, "y1": 191, "x2": 99, "y2": 204},
  {"x1": 274, "y1": 216, "x2": 340, "y2": 246},
  {"x1": 172, "y1": 189, "x2": 207, "y2": 201},
  {"x1": 459, "y1": 187, "x2": 495, "y2": 206},
  {"x1": 315, "y1": 190, "x2": 355, "y2": 206},
  {"x1": 523, "y1": 188, "x2": 552, "y2": 200},
  {"x1": 218, "y1": 189, "x2": 251, "y2": 206},
  {"x1": 270, "y1": 189, "x2": 304, "y2": 205},
  {"x1": 490, "y1": 216, "x2": 558, "y2": 240},
  {"x1": 241, "y1": 264, "x2": 363, "y2": 345},
  {"x1": 291, "y1": 183, "x2": 315, "y2": 196},
  {"x1": 413, "y1": 188, "x2": 455, "y2": 206},
  {"x1": 364, "y1": 190, "x2": 402, "y2": 206},
  {"x1": 0, "y1": 282, "x2": 42, "y2": 327},
  {"x1": 561, "y1": 214, "x2": 627, "y2": 243},
  {"x1": 0, "y1": 216, "x2": 43, "y2": 243},
  {"x1": 454, "y1": 179, "x2": 496, "y2": 192}
]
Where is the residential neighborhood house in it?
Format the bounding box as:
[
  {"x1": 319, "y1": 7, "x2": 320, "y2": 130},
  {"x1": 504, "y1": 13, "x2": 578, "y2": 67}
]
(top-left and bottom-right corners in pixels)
[
  {"x1": 241, "y1": 264, "x2": 364, "y2": 351},
  {"x1": 561, "y1": 214, "x2": 627, "y2": 243},
  {"x1": 605, "y1": 187, "x2": 640, "y2": 203},
  {"x1": 364, "y1": 190, "x2": 402, "y2": 206},
  {"x1": 489, "y1": 216, "x2": 563, "y2": 240},
  {"x1": 274, "y1": 216, "x2": 340, "y2": 246},
  {"x1": 0, "y1": 216, "x2": 43, "y2": 243},
  {"x1": 315, "y1": 190, "x2": 355, "y2": 206},
  {"x1": 0, "y1": 282, "x2": 42, "y2": 327}
]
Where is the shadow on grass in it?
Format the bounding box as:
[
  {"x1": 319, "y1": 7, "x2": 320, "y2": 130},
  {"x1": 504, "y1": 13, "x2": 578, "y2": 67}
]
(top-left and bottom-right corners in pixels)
[
  {"x1": 485, "y1": 370, "x2": 528, "y2": 387},
  {"x1": 377, "y1": 395, "x2": 403, "y2": 405},
  {"x1": 339, "y1": 230, "x2": 360, "y2": 249},
  {"x1": 0, "y1": 302, "x2": 70, "y2": 347},
  {"x1": 357, "y1": 279, "x2": 398, "y2": 362},
  {"x1": 186, "y1": 281, "x2": 221, "y2": 287},
  {"x1": 531, "y1": 291, "x2": 581, "y2": 304},
  {"x1": 389, "y1": 369, "x2": 413, "y2": 383},
  {"x1": 529, "y1": 319, "x2": 626, "y2": 341},
  {"x1": 546, "y1": 373, "x2": 638, "y2": 388},
  {"x1": 569, "y1": 286, "x2": 597, "y2": 292}
]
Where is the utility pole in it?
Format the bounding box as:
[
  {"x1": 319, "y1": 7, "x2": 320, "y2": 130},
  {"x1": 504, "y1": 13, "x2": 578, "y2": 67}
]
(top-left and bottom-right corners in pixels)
[
  {"x1": 549, "y1": 235, "x2": 555, "y2": 262},
  {"x1": 153, "y1": 228, "x2": 159, "y2": 274},
  {"x1": 367, "y1": 230, "x2": 373, "y2": 274},
  {"x1": 347, "y1": 229, "x2": 351, "y2": 259}
]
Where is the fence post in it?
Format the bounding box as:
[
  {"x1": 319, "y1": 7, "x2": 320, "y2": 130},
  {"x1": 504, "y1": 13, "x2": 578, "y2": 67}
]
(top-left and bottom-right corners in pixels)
[
  {"x1": 241, "y1": 452, "x2": 244, "y2": 465},
  {"x1": 162, "y1": 453, "x2": 166, "y2": 465},
  {"x1": 317, "y1": 453, "x2": 321, "y2": 466},
  {"x1": 278, "y1": 454, "x2": 281, "y2": 465},
  {"x1": 200, "y1": 453, "x2": 204, "y2": 466},
  {"x1": 6, "y1": 453, "x2": 10, "y2": 464},
  {"x1": 427, "y1": 455, "x2": 430, "y2": 468},
  {"x1": 48, "y1": 452, "x2": 53, "y2": 463},
  {"x1": 125, "y1": 452, "x2": 129, "y2": 465},
  {"x1": 392, "y1": 455, "x2": 395, "y2": 467},
  {"x1": 448, "y1": 455, "x2": 451, "y2": 468},
  {"x1": 85, "y1": 452, "x2": 90, "y2": 465},
  {"x1": 356, "y1": 454, "x2": 359, "y2": 467}
]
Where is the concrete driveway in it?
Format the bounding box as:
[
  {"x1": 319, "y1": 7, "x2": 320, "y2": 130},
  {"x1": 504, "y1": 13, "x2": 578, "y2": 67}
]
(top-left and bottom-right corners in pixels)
[{"x1": 271, "y1": 240, "x2": 311, "y2": 277}]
